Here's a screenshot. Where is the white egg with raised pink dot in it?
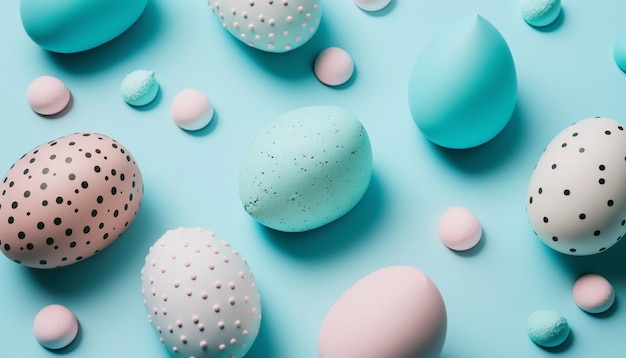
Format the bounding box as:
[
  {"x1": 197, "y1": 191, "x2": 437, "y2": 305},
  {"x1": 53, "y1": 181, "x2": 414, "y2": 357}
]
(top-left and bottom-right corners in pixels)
[
  {"x1": 206, "y1": 0, "x2": 321, "y2": 53},
  {"x1": 141, "y1": 227, "x2": 262, "y2": 358}
]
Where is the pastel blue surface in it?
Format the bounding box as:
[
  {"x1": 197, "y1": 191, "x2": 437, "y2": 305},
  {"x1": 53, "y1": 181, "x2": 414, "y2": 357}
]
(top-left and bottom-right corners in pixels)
[{"x1": 1, "y1": 1, "x2": 626, "y2": 357}]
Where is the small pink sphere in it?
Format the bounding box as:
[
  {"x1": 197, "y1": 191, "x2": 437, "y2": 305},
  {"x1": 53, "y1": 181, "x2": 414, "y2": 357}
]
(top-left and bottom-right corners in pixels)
[
  {"x1": 438, "y1": 206, "x2": 482, "y2": 251},
  {"x1": 26, "y1": 75, "x2": 71, "y2": 116},
  {"x1": 33, "y1": 304, "x2": 79, "y2": 349},
  {"x1": 572, "y1": 274, "x2": 615, "y2": 314},
  {"x1": 314, "y1": 47, "x2": 354, "y2": 87},
  {"x1": 171, "y1": 88, "x2": 214, "y2": 131}
]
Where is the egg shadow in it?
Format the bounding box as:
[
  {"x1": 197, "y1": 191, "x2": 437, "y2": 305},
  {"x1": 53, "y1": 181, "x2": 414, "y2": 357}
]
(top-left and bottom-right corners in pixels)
[
  {"x1": 45, "y1": 0, "x2": 163, "y2": 74},
  {"x1": 24, "y1": 194, "x2": 161, "y2": 298},
  {"x1": 540, "y1": 232, "x2": 626, "y2": 282},
  {"x1": 260, "y1": 171, "x2": 386, "y2": 260},
  {"x1": 429, "y1": 102, "x2": 527, "y2": 173}
]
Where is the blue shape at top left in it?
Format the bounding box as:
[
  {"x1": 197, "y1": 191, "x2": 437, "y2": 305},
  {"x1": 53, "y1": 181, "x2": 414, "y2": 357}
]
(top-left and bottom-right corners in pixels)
[{"x1": 20, "y1": 0, "x2": 147, "y2": 53}]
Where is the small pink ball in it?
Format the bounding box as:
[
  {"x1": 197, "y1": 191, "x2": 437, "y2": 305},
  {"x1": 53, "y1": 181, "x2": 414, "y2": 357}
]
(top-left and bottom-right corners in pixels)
[
  {"x1": 26, "y1": 75, "x2": 71, "y2": 116},
  {"x1": 438, "y1": 206, "x2": 482, "y2": 251},
  {"x1": 572, "y1": 274, "x2": 615, "y2": 314},
  {"x1": 314, "y1": 47, "x2": 355, "y2": 87},
  {"x1": 171, "y1": 88, "x2": 214, "y2": 131},
  {"x1": 33, "y1": 304, "x2": 79, "y2": 349}
]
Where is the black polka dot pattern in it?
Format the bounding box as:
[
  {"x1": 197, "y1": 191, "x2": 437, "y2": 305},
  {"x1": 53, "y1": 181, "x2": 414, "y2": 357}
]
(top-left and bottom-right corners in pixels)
[
  {"x1": 526, "y1": 117, "x2": 626, "y2": 255},
  {"x1": 0, "y1": 132, "x2": 144, "y2": 268}
]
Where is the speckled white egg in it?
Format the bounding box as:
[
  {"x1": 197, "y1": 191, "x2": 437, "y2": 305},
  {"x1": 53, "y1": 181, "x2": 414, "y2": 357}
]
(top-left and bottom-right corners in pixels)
[
  {"x1": 319, "y1": 266, "x2": 447, "y2": 358},
  {"x1": 0, "y1": 132, "x2": 143, "y2": 268},
  {"x1": 527, "y1": 117, "x2": 626, "y2": 255},
  {"x1": 141, "y1": 227, "x2": 262, "y2": 358},
  {"x1": 207, "y1": 0, "x2": 321, "y2": 53},
  {"x1": 238, "y1": 105, "x2": 373, "y2": 232}
]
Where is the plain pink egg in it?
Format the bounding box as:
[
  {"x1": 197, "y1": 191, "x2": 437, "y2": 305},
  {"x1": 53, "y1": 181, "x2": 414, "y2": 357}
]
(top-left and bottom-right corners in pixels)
[
  {"x1": 314, "y1": 47, "x2": 354, "y2": 86},
  {"x1": 438, "y1": 206, "x2": 482, "y2": 251},
  {"x1": 171, "y1": 88, "x2": 214, "y2": 131},
  {"x1": 26, "y1": 75, "x2": 71, "y2": 116},
  {"x1": 572, "y1": 274, "x2": 615, "y2": 314}
]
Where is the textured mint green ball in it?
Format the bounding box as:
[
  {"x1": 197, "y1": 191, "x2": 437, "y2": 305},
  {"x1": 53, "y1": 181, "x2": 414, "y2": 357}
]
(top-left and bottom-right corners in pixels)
[
  {"x1": 526, "y1": 310, "x2": 570, "y2": 347},
  {"x1": 520, "y1": 0, "x2": 561, "y2": 27}
]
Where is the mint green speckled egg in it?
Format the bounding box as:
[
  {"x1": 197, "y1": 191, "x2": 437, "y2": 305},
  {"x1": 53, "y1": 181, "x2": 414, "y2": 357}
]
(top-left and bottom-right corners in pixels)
[
  {"x1": 20, "y1": 0, "x2": 147, "y2": 53},
  {"x1": 239, "y1": 105, "x2": 373, "y2": 232}
]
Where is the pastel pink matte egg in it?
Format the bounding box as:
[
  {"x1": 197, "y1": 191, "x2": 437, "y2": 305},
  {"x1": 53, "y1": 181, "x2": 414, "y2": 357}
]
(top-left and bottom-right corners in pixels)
[
  {"x1": 438, "y1": 206, "x2": 482, "y2": 251},
  {"x1": 171, "y1": 88, "x2": 214, "y2": 131},
  {"x1": 26, "y1": 75, "x2": 71, "y2": 116},
  {"x1": 33, "y1": 304, "x2": 78, "y2": 349},
  {"x1": 319, "y1": 266, "x2": 447, "y2": 358},
  {"x1": 572, "y1": 274, "x2": 615, "y2": 314},
  {"x1": 314, "y1": 47, "x2": 354, "y2": 86}
]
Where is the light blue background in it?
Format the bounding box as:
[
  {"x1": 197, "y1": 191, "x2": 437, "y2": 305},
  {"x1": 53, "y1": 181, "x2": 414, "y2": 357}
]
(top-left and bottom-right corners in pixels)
[{"x1": 1, "y1": 1, "x2": 626, "y2": 357}]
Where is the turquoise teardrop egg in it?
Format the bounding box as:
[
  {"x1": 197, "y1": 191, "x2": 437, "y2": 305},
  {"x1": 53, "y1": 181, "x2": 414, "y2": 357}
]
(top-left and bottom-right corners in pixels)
[
  {"x1": 20, "y1": 0, "x2": 148, "y2": 53},
  {"x1": 408, "y1": 14, "x2": 517, "y2": 149}
]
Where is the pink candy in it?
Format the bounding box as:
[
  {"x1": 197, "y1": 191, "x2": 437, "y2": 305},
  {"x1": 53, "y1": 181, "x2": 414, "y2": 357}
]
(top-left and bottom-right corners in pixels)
[
  {"x1": 33, "y1": 304, "x2": 79, "y2": 349},
  {"x1": 26, "y1": 75, "x2": 71, "y2": 116},
  {"x1": 171, "y1": 88, "x2": 214, "y2": 131},
  {"x1": 438, "y1": 206, "x2": 482, "y2": 251},
  {"x1": 572, "y1": 274, "x2": 615, "y2": 314}
]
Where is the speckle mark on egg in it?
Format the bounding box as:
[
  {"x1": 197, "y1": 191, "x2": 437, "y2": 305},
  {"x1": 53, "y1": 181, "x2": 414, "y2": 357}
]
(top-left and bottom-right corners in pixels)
[
  {"x1": 238, "y1": 105, "x2": 373, "y2": 232},
  {"x1": 141, "y1": 227, "x2": 262, "y2": 358},
  {"x1": 0, "y1": 132, "x2": 143, "y2": 268},
  {"x1": 527, "y1": 117, "x2": 626, "y2": 255}
]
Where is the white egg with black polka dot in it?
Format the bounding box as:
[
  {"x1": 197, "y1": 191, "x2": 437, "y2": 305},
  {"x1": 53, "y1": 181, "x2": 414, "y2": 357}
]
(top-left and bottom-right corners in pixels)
[{"x1": 527, "y1": 116, "x2": 626, "y2": 255}]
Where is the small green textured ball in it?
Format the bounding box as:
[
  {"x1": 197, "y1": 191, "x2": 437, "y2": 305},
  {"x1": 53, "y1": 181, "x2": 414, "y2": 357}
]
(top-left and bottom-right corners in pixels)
[
  {"x1": 520, "y1": 0, "x2": 561, "y2": 27},
  {"x1": 526, "y1": 309, "x2": 570, "y2": 347}
]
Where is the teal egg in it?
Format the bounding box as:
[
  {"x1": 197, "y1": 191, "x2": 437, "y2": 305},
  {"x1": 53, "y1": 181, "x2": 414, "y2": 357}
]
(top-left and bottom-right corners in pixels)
[
  {"x1": 408, "y1": 14, "x2": 517, "y2": 149},
  {"x1": 20, "y1": 0, "x2": 148, "y2": 53},
  {"x1": 238, "y1": 105, "x2": 373, "y2": 232}
]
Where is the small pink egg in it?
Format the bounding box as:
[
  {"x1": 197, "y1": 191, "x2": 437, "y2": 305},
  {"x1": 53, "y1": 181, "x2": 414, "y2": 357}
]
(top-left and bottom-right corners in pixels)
[
  {"x1": 26, "y1": 75, "x2": 71, "y2": 116},
  {"x1": 33, "y1": 304, "x2": 79, "y2": 349},
  {"x1": 438, "y1": 206, "x2": 482, "y2": 251},
  {"x1": 314, "y1": 47, "x2": 354, "y2": 87},
  {"x1": 572, "y1": 274, "x2": 615, "y2": 314},
  {"x1": 171, "y1": 88, "x2": 214, "y2": 131}
]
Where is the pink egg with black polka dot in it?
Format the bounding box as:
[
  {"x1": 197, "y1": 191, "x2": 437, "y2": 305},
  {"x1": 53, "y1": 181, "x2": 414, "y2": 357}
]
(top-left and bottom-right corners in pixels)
[
  {"x1": 0, "y1": 132, "x2": 143, "y2": 268},
  {"x1": 141, "y1": 228, "x2": 262, "y2": 358},
  {"x1": 527, "y1": 117, "x2": 626, "y2": 256}
]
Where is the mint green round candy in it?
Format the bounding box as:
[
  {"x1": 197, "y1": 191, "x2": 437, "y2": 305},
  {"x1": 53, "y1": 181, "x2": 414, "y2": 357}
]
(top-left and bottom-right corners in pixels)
[
  {"x1": 520, "y1": 0, "x2": 561, "y2": 27},
  {"x1": 526, "y1": 310, "x2": 570, "y2": 348},
  {"x1": 20, "y1": 0, "x2": 147, "y2": 53},
  {"x1": 408, "y1": 14, "x2": 517, "y2": 149},
  {"x1": 121, "y1": 70, "x2": 159, "y2": 107}
]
